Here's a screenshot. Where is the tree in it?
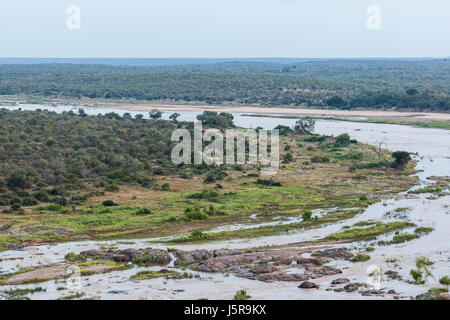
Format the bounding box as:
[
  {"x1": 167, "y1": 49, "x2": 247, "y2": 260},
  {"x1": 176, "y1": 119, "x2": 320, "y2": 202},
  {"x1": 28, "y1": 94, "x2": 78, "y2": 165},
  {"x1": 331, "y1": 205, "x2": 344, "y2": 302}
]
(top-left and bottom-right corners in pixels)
[
  {"x1": 334, "y1": 133, "x2": 351, "y2": 147},
  {"x1": 6, "y1": 169, "x2": 29, "y2": 190},
  {"x1": 392, "y1": 151, "x2": 411, "y2": 169},
  {"x1": 169, "y1": 113, "x2": 180, "y2": 123},
  {"x1": 149, "y1": 109, "x2": 162, "y2": 120},
  {"x1": 274, "y1": 125, "x2": 292, "y2": 136},
  {"x1": 326, "y1": 95, "x2": 347, "y2": 108},
  {"x1": 196, "y1": 111, "x2": 234, "y2": 128},
  {"x1": 293, "y1": 118, "x2": 315, "y2": 135},
  {"x1": 78, "y1": 108, "x2": 87, "y2": 117},
  {"x1": 406, "y1": 88, "x2": 419, "y2": 96},
  {"x1": 282, "y1": 152, "x2": 294, "y2": 163}
]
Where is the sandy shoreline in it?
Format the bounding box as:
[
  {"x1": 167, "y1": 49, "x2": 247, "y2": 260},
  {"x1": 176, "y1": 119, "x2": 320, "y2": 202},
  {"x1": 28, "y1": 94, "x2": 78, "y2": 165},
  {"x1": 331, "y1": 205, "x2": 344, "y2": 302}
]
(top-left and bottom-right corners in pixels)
[{"x1": 99, "y1": 103, "x2": 450, "y2": 122}]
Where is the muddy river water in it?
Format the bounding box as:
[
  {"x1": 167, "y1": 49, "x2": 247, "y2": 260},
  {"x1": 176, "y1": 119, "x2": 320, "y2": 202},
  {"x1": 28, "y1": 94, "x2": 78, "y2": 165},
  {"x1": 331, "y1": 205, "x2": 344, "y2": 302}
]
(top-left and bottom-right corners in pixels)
[{"x1": 0, "y1": 105, "x2": 449, "y2": 300}]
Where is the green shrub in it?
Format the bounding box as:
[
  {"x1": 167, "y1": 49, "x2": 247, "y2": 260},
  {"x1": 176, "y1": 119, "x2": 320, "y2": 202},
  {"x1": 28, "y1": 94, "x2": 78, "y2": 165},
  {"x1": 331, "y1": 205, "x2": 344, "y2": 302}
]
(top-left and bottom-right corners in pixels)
[
  {"x1": 234, "y1": 290, "x2": 250, "y2": 300},
  {"x1": 311, "y1": 155, "x2": 330, "y2": 163},
  {"x1": 105, "y1": 184, "x2": 120, "y2": 192},
  {"x1": 102, "y1": 200, "x2": 118, "y2": 207},
  {"x1": 135, "y1": 208, "x2": 152, "y2": 216},
  {"x1": 302, "y1": 210, "x2": 312, "y2": 221},
  {"x1": 439, "y1": 276, "x2": 450, "y2": 285},
  {"x1": 161, "y1": 183, "x2": 171, "y2": 191},
  {"x1": 350, "y1": 254, "x2": 371, "y2": 263},
  {"x1": 334, "y1": 133, "x2": 351, "y2": 147}
]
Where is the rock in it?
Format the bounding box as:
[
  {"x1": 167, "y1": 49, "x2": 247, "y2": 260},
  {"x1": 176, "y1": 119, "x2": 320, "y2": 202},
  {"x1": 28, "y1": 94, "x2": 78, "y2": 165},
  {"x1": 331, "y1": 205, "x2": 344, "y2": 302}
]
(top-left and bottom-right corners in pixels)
[
  {"x1": 360, "y1": 289, "x2": 384, "y2": 296},
  {"x1": 0, "y1": 224, "x2": 11, "y2": 232},
  {"x1": 296, "y1": 258, "x2": 323, "y2": 266},
  {"x1": 299, "y1": 281, "x2": 319, "y2": 289},
  {"x1": 277, "y1": 273, "x2": 310, "y2": 282},
  {"x1": 191, "y1": 250, "x2": 213, "y2": 261},
  {"x1": 79, "y1": 249, "x2": 104, "y2": 257},
  {"x1": 388, "y1": 290, "x2": 397, "y2": 295},
  {"x1": 384, "y1": 270, "x2": 403, "y2": 280},
  {"x1": 255, "y1": 273, "x2": 278, "y2": 282},
  {"x1": 7, "y1": 244, "x2": 25, "y2": 251},
  {"x1": 111, "y1": 254, "x2": 129, "y2": 262},
  {"x1": 313, "y1": 266, "x2": 343, "y2": 277},
  {"x1": 250, "y1": 264, "x2": 276, "y2": 274},
  {"x1": 344, "y1": 283, "x2": 359, "y2": 292},
  {"x1": 79, "y1": 247, "x2": 171, "y2": 266},
  {"x1": 51, "y1": 228, "x2": 72, "y2": 236},
  {"x1": 194, "y1": 260, "x2": 228, "y2": 272},
  {"x1": 313, "y1": 248, "x2": 354, "y2": 260},
  {"x1": 331, "y1": 278, "x2": 350, "y2": 285}
]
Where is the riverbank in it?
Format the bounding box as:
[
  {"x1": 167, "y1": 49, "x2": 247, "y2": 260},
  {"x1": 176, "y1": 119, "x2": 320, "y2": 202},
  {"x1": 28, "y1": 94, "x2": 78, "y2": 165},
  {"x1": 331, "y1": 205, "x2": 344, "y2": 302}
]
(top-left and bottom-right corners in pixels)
[
  {"x1": 2, "y1": 96, "x2": 450, "y2": 122},
  {"x1": 0, "y1": 107, "x2": 448, "y2": 300}
]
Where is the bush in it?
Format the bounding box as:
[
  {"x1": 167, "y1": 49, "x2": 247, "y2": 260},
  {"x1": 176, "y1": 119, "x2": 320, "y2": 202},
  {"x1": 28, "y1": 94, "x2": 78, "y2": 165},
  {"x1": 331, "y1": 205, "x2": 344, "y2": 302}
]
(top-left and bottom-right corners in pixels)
[
  {"x1": 184, "y1": 207, "x2": 208, "y2": 220},
  {"x1": 203, "y1": 173, "x2": 216, "y2": 183},
  {"x1": 64, "y1": 252, "x2": 80, "y2": 262},
  {"x1": 439, "y1": 276, "x2": 450, "y2": 285},
  {"x1": 6, "y1": 169, "x2": 29, "y2": 190},
  {"x1": 256, "y1": 179, "x2": 282, "y2": 187},
  {"x1": 359, "y1": 195, "x2": 368, "y2": 201},
  {"x1": 135, "y1": 208, "x2": 152, "y2": 215},
  {"x1": 311, "y1": 155, "x2": 330, "y2": 163},
  {"x1": 303, "y1": 135, "x2": 328, "y2": 143},
  {"x1": 52, "y1": 197, "x2": 68, "y2": 206},
  {"x1": 161, "y1": 183, "x2": 171, "y2": 191},
  {"x1": 189, "y1": 230, "x2": 208, "y2": 240},
  {"x1": 102, "y1": 200, "x2": 118, "y2": 207},
  {"x1": 22, "y1": 197, "x2": 38, "y2": 206},
  {"x1": 350, "y1": 254, "x2": 371, "y2": 262},
  {"x1": 234, "y1": 290, "x2": 250, "y2": 300},
  {"x1": 392, "y1": 151, "x2": 411, "y2": 169},
  {"x1": 302, "y1": 210, "x2": 312, "y2": 221},
  {"x1": 188, "y1": 188, "x2": 219, "y2": 201},
  {"x1": 282, "y1": 152, "x2": 294, "y2": 163},
  {"x1": 33, "y1": 191, "x2": 50, "y2": 202},
  {"x1": 10, "y1": 204, "x2": 21, "y2": 211},
  {"x1": 105, "y1": 184, "x2": 120, "y2": 192},
  {"x1": 334, "y1": 133, "x2": 351, "y2": 147}
]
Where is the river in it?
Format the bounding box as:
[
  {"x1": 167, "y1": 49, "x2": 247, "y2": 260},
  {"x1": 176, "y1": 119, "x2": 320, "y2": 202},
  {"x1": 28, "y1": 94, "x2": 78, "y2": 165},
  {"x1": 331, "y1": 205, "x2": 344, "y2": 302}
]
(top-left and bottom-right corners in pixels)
[{"x1": 0, "y1": 105, "x2": 449, "y2": 300}]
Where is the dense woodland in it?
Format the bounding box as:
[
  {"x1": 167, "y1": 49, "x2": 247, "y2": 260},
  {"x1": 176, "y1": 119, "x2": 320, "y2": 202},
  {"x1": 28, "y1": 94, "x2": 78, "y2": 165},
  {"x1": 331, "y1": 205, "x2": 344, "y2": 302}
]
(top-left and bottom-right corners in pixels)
[
  {"x1": 0, "y1": 108, "x2": 263, "y2": 213},
  {"x1": 0, "y1": 109, "x2": 215, "y2": 212},
  {"x1": 0, "y1": 59, "x2": 449, "y2": 111}
]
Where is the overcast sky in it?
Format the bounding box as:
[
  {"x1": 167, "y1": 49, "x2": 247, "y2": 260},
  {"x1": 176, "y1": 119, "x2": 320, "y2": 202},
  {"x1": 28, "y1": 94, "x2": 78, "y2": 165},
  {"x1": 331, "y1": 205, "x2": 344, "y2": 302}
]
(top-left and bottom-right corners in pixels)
[{"x1": 1, "y1": 0, "x2": 449, "y2": 58}]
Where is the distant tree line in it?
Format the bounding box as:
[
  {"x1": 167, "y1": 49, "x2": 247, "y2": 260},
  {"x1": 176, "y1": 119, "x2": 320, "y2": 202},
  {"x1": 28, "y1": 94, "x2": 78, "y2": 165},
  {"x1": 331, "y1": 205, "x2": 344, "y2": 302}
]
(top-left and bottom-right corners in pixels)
[{"x1": 0, "y1": 63, "x2": 449, "y2": 111}]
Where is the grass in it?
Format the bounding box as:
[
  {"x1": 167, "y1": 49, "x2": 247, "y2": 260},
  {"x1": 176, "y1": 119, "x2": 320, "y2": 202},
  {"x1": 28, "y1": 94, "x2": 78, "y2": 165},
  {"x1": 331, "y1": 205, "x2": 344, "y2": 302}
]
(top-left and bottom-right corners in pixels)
[
  {"x1": 0, "y1": 268, "x2": 36, "y2": 285},
  {"x1": 439, "y1": 276, "x2": 450, "y2": 285},
  {"x1": 234, "y1": 290, "x2": 251, "y2": 300},
  {"x1": 4, "y1": 287, "x2": 45, "y2": 299},
  {"x1": 324, "y1": 222, "x2": 416, "y2": 241},
  {"x1": 391, "y1": 233, "x2": 419, "y2": 244},
  {"x1": 410, "y1": 257, "x2": 434, "y2": 285},
  {"x1": 408, "y1": 186, "x2": 442, "y2": 194},
  {"x1": 57, "y1": 292, "x2": 85, "y2": 300},
  {"x1": 167, "y1": 209, "x2": 362, "y2": 243},
  {"x1": 350, "y1": 254, "x2": 371, "y2": 262},
  {"x1": 0, "y1": 134, "x2": 418, "y2": 248},
  {"x1": 130, "y1": 270, "x2": 179, "y2": 280}
]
